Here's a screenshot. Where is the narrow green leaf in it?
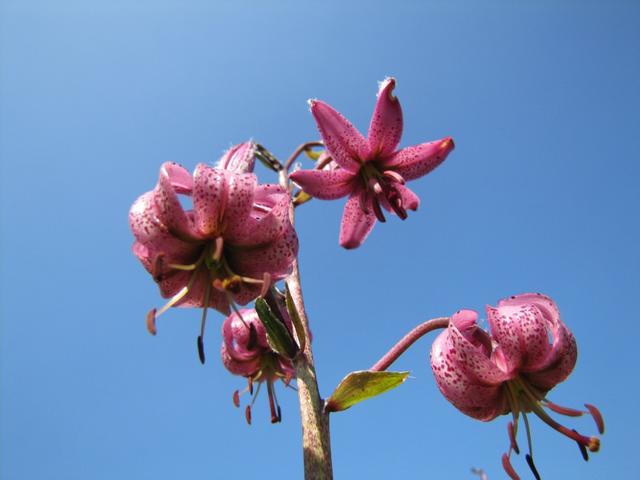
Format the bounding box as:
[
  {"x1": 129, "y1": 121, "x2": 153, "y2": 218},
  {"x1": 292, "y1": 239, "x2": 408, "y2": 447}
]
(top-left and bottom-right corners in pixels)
[
  {"x1": 285, "y1": 282, "x2": 306, "y2": 352},
  {"x1": 325, "y1": 370, "x2": 410, "y2": 413},
  {"x1": 255, "y1": 297, "x2": 298, "y2": 359}
]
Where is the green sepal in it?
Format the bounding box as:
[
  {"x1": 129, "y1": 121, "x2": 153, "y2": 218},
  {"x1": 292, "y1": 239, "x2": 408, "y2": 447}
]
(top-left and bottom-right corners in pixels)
[
  {"x1": 255, "y1": 297, "x2": 298, "y2": 359},
  {"x1": 325, "y1": 370, "x2": 410, "y2": 413}
]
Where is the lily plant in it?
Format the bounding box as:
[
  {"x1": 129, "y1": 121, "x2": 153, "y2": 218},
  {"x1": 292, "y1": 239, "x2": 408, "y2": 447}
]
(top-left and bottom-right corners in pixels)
[{"x1": 129, "y1": 78, "x2": 603, "y2": 479}]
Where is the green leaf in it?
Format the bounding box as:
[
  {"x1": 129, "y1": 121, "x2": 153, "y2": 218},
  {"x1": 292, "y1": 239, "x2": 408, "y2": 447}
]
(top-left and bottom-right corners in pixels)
[
  {"x1": 285, "y1": 283, "x2": 306, "y2": 352},
  {"x1": 325, "y1": 370, "x2": 410, "y2": 413},
  {"x1": 255, "y1": 297, "x2": 298, "y2": 359}
]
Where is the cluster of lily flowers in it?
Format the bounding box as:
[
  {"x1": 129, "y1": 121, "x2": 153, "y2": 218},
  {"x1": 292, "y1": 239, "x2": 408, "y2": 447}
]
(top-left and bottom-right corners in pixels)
[{"x1": 129, "y1": 78, "x2": 603, "y2": 479}]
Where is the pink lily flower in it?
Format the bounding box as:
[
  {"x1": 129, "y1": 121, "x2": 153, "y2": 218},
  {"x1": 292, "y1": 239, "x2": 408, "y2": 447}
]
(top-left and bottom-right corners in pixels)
[
  {"x1": 289, "y1": 78, "x2": 454, "y2": 249},
  {"x1": 430, "y1": 293, "x2": 604, "y2": 479},
  {"x1": 129, "y1": 142, "x2": 298, "y2": 360},
  {"x1": 221, "y1": 309, "x2": 295, "y2": 424}
]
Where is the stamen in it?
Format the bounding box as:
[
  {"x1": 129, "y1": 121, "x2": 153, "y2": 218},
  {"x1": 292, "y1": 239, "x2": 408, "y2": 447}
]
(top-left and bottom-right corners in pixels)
[
  {"x1": 197, "y1": 335, "x2": 205, "y2": 364},
  {"x1": 522, "y1": 412, "x2": 534, "y2": 458},
  {"x1": 501, "y1": 453, "x2": 520, "y2": 480},
  {"x1": 155, "y1": 286, "x2": 189, "y2": 317},
  {"x1": 383, "y1": 170, "x2": 405, "y2": 185},
  {"x1": 245, "y1": 405, "x2": 252, "y2": 425},
  {"x1": 248, "y1": 377, "x2": 254, "y2": 395},
  {"x1": 247, "y1": 323, "x2": 258, "y2": 351},
  {"x1": 197, "y1": 280, "x2": 212, "y2": 364},
  {"x1": 543, "y1": 400, "x2": 584, "y2": 417},
  {"x1": 266, "y1": 380, "x2": 279, "y2": 424},
  {"x1": 260, "y1": 272, "x2": 272, "y2": 298},
  {"x1": 233, "y1": 390, "x2": 241, "y2": 408},
  {"x1": 574, "y1": 429, "x2": 589, "y2": 461},
  {"x1": 584, "y1": 404, "x2": 605, "y2": 434},
  {"x1": 250, "y1": 381, "x2": 263, "y2": 406},
  {"x1": 508, "y1": 421, "x2": 520, "y2": 455},
  {"x1": 371, "y1": 197, "x2": 386, "y2": 222},
  {"x1": 212, "y1": 236, "x2": 224, "y2": 263},
  {"x1": 166, "y1": 263, "x2": 197, "y2": 271},
  {"x1": 146, "y1": 308, "x2": 158, "y2": 335},
  {"x1": 525, "y1": 454, "x2": 541, "y2": 480}
]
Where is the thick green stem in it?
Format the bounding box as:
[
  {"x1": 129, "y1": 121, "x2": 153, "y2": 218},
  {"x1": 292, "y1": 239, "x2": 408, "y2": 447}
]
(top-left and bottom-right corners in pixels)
[{"x1": 280, "y1": 167, "x2": 333, "y2": 480}]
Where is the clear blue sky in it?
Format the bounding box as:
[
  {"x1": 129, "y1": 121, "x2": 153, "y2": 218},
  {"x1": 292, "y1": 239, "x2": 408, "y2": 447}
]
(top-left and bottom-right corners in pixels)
[{"x1": 1, "y1": 1, "x2": 638, "y2": 478}]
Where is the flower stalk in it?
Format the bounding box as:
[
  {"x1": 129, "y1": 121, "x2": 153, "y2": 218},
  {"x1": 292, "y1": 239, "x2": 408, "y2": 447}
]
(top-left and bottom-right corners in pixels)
[{"x1": 281, "y1": 164, "x2": 334, "y2": 480}]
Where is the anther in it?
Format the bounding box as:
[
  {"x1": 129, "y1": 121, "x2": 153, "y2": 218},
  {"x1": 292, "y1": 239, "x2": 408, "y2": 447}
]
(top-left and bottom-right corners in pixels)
[
  {"x1": 525, "y1": 454, "x2": 541, "y2": 480},
  {"x1": 247, "y1": 323, "x2": 258, "y2": 351},
  {"x1": 197, "y1": 335, "x2": 206, "y2": 364},
  {"x1": 501, "y1": 453, "x2": 520, "y2": 480},
  {"x1": 248, "y1": 377, "x2": 254, "y2": 395},
  {"x1": 212, "y1": 236, "x2": 224, "y2": 263},
  {"x1": 584, "y1": 404, "x2": 605, "y2": 434},
  {"x1": 573, "y1": 430, "x2": 589, "y2": 461},
  {"x1": 371, "y1": 197, "x2": 386, "y2": 222},
  {"x1": 146, "y1": 308, "x2": 158, "y2": 335},
  {"x1": 259, "y1": 272, "x2": 272, "y2": 298},
  {"x1": 383, "y1": 170, "x2": 405, "y2": 185},
  {"x1": 233, "y1": 390, "x2": 241, "y2": 408},
  {"x1": 245, "y1": 405, "x2": 252, "y2": 425},
  {"x1": 508, "y1": 421, "x2": 520, "y2": 454}
]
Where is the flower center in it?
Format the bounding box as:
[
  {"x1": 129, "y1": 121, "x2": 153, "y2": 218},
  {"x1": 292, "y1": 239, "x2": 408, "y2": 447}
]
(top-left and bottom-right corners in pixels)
[
  {"x1": 145, "y1": 236, "x2": 272, "y2": 363},
  {"x1": 359, "y1": 163, "x2": 407, "y2": 222}
]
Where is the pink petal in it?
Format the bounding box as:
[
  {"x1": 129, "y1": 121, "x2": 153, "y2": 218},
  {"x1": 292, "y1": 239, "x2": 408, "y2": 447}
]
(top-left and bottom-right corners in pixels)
[
  {"x1": 225, "y1": 185, "x2": 292, "y2": 246},
  {"x1": 397, "y1": 184, "x2": 420, "y2": 211},
  {"x1": 222, "y1": 172, "x2": 258, "y2": 238},
  {"x1": 221, "y1": 343, "x2": 262, "y2": 377},
  {"x1": 430, "y1": 314, "x2": 508, "y2": 421},
  {"x1": 289, "y1": 168, "x2": 356, "y2": 200},
  {"x1": 226, "y1": 220, "x2": 298, "y2": 280},
  {"x1": 486, "y1": 302, "x2": 552, "y2": 375},
  {"x1": 216, "y1": 141, "x2": 257, "y2": 173},
  {"x1": 367, "y1": 77, "x2": 403, "y2": 158},
  {"x1": 154, "y1": 165, "x2": 202, "y2": 241},
  {"x1": 129, "y1": 191, "x2": 199, "y2": 268},
  {"x1": 339, "y1": 190, "x2": 377, "y2": 249},
  {"x1": 384, "y1": 137, "x2": 454, "y2": 180},
  {"x1": 498, "y1": 293, "x2": 577, "y2": 390},
  {"x1": 223, "y1": 309, "x2": 268, "y2": 360},
  {"x1": 309, "y1": 99, "x2": 369, "y2": 173},
  {"x1": 192, "y1": 164, "x2": 229, "y2": 237},
  {"x1": 161, "y1": 162, "x2": 193, "y2": 194}
]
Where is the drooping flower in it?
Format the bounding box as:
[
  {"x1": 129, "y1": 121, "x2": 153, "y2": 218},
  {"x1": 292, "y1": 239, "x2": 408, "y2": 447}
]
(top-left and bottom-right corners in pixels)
[
  {"x1": 129, "y1": 142, "x2": 298, "y2": 360},
  {"x1": 221, "y1": 308, "x2": 295, "y2": 424},
  {"x1": 289, "y1": 77, "x2": 454, "y2": 249},
  {"x1": 430, "y1": 293, "x2": 604, "y2": 480}
]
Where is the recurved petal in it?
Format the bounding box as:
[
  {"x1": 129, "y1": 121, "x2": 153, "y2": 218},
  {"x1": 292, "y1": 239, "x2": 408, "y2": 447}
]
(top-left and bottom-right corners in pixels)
[
  {"x1": 448, "y1": 310, "x2": 511, "y2": 384},
  {"x1": 289, "y1": 168, "x2": 356, "y2": 200},
  {"x1": 397, "y1": 184, "x2": 420, "y2": 211},
  {"x1": 161, "y1": 162, "x2": 193, "y2": 194},
  {"x1": 339, "y1": 191, "x2": 377, "y2": 249},
  {"x1": 222, "y1": 172, "x2": 258, "y2": 237},
  {"x1": 226, "y1": 219, "x2": 298, "y2": 280},
  {"x1": 223, "y1": 309, "x2": 268, "y2": 360},
  {"x1": 431, "y1": 325, "x2": 507, "y2": 421},
  {"x1": 499, "y1": 293, "x2": 577, "y2": 389},
  {"x1": 221, "y1": 343, "x2": 262, "y2": 377},
  {"x1": 217, "y1": 141, "x2": 257, "y2": 173},
  {"x1": 154, "y1": 166, "x2": 201, "y2": 241},
  {"x1": 129, "y1": 191, "x2": 199, "y2": 268},
  {"x1": 309, "y1": 99, "x2": 368, "y2": 173},
  {"x1": 384, "y1": 137, "x2": 454, "y2": 180},
  {"x1": 225, "y1": 185, "x2": 292, "y2": 246},
  {"x1": 193, "y1": 164, "x2": 229, "y2": 236},
  {"x1": 367, "y1": 77, "x2": 403, "y2": 157}
]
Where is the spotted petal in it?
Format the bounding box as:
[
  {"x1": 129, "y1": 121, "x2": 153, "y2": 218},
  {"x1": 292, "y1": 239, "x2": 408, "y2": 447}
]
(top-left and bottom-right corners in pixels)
[
  {"x1": 290, "y1": 168, "x2": 356, "y2": 200},
  {"x1": 309, "y1": 99, "x2": 368, "y2": 173},
  {"x1": 384, "y1": 137, "x2": 454, "y2": 180},
  {"x1": 367, "y1": 77, "x2": 403, "y2": 158},
  {"x1": 217, "y1": 141, "x2": 257, "y2": 173},
  {"x1": 339, "y1": 190, "x2": 377, "y2": 249},
  {"x1": 192, "y1": 164, "x2": 229, "y2": 237}
]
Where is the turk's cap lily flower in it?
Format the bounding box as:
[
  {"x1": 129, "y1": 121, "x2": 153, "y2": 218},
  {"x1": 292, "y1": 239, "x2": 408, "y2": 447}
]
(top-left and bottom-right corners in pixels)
[
  {"x1": 430, "y1": 293, "x2": 604, "y2": 480},
  {"x1": 221, "y1": 309, "x2": 295, "y2": 424},
  {"x1": 129, "y1": 144, "x2": 298, "y2": 362},
  {"x1": 289, "y1": 77, "x2": 454, "y2": 249}
]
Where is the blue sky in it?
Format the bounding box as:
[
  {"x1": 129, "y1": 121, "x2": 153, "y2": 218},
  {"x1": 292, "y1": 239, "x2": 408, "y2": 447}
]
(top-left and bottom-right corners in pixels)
[{"x1": 1, "y1": 1, "x2": 639, "y2": 479}]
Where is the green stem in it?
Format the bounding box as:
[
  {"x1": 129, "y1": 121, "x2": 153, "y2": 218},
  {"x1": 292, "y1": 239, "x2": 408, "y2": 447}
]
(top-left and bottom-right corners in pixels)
[{"x1": 280, "y1": 165, "x2": 333, "y2": 480}]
